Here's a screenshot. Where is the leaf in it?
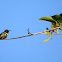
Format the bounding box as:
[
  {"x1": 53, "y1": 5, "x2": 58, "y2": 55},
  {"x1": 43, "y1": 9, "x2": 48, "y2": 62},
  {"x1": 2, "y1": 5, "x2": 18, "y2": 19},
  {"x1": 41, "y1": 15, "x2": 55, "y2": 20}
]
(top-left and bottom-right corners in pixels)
[
  {"x1": 59, "y1": 28, "x2": 62, "y2": 32},
  {"x1": 57, "y1": 19, "x2": 62, "y2": 23},
  {"x1": 60, "y1": 13, "x2": 62, "y2": 17},
  {"x1": 51, "y1": 25, "x2": 57, "y2": 31},
  {"x1": 39, "y1": 17, "x2": 56, "y2": 23},
  {"x1": 44, "y1": 31, "x2": 50, "y2": 36},
  {"x1": 51, "y1": 14, "x2": 62, "y2": 26},
  {"x1": 51, "y1": 15, "x2": 61, "y2": 20},
  {"x1": 43, "y1": 37, "x2": 50, "y2": 43},
  {"x1": 39, "y1": 14, "x2": 62, "y2": 26}
]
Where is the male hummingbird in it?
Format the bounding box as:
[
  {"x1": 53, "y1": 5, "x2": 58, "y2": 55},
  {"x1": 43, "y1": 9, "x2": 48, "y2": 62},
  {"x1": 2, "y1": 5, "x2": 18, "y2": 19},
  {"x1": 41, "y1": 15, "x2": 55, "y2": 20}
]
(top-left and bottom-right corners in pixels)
[{"x1": 0, "y1": 29, "x2": 9, "y2": 39}]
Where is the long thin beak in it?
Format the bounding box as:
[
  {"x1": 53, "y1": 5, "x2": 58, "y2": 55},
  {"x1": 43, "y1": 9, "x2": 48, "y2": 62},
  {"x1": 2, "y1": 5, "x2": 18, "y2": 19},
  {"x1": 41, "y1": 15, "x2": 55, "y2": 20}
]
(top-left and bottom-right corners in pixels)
[{"x1": 9, "y1": 30, "x2": 12, "y2": 31}]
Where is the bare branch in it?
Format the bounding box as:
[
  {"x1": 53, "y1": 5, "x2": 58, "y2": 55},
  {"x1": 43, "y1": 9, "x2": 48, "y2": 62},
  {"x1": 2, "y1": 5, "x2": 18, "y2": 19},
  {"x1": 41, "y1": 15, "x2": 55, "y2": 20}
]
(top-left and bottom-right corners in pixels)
[{"x1": 52, "y1": 33, "x2": 62, "y2": 35}]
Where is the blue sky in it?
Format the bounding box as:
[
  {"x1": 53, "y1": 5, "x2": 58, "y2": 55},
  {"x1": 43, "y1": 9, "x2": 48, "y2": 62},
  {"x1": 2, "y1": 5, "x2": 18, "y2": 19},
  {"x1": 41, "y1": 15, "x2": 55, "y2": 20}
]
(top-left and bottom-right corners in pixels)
[{"x1": 0, "y1": 0, "x2": 62, "y2": 62}]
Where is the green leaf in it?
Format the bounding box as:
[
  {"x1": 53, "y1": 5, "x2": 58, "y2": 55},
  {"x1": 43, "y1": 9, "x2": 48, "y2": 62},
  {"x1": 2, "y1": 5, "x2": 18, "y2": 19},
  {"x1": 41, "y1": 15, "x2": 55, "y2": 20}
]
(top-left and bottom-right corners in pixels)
[
  {"x1": 44, "y1": 30, "x2": 50, "y2": 36},
  {"x1": 51, "y1": 15, "x2": 61, "y2": 20},
  {"x1": 60, "y1": 13, "x2": 62, "y2": 17},
  {"x1": 45, "y1": 31, "x2": 50, "y2": 36},
  {"x1": 57, "y1": 19, "x2": 62, "y2": 23},
  {"x1": 43, "y1": 37, "x2": 50, "y2": 43},
  {"x1": 59, "y1": 28, "x2": 62, "y2": 32},
  {"x1": 51, "y1": 25, "x2": 57, "y2": 31},
  {"x1": 51, "y1": 14, "x2": 62, "y2": 26},
  {"x1": 39, "y1": 14, "x2": 62, "y2": 26},
  {"x1": 39, "y1": 17, "x2": 56, "y2": 23}
]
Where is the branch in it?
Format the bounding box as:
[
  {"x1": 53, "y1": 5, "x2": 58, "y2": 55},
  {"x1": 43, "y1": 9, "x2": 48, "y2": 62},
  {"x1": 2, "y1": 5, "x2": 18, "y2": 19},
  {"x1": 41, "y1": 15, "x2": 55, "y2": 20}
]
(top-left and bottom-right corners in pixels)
[
  {"x1": 52, "y1": 33, "x2": 62, "y2": 35},
  {"x1": 3, "y1": 26, "x2": 62, "y2": 40}
]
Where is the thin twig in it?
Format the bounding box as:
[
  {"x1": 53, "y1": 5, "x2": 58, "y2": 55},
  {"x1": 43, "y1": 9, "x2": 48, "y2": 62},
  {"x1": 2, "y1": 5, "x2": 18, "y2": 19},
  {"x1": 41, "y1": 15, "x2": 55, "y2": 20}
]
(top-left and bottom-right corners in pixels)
[
  {"x1": 3, "y1": 26, "x2": 62, "y2": 40},
  {"x1": 52, "y1": 33, "x2": 62, "y2": 35}
]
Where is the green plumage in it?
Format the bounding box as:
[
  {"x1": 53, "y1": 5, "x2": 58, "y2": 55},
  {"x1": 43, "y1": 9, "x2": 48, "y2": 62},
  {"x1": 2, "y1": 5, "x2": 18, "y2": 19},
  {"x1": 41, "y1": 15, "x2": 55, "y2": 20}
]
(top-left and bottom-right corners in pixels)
[
  {"x1": 0, "y1": 32, "x2": 7, "y2": 39},
  {"x1": 0, "y1": 30, "x2": 9, "y2": 39}
]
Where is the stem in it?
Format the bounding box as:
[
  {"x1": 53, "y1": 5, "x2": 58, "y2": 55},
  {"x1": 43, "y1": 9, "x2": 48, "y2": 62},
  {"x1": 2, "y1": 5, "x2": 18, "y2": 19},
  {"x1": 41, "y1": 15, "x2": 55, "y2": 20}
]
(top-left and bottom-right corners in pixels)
[{"x1": 4, "y1": 26, "x2": 62, "y2": 40}]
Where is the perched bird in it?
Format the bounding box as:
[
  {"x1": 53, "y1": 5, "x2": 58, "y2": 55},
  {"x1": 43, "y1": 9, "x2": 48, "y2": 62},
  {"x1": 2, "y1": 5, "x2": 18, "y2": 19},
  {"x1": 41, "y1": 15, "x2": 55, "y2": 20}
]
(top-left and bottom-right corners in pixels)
[{"x1": 0, "y1": 29, "x2": 9, "y2": 39}]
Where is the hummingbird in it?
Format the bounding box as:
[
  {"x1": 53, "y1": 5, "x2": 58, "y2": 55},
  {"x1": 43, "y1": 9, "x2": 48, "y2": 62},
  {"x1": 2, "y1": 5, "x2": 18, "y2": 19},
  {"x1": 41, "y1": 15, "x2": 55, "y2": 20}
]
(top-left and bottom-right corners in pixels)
[{"x1": 0, "y1": 29, "x2": 10, "y2": 39}]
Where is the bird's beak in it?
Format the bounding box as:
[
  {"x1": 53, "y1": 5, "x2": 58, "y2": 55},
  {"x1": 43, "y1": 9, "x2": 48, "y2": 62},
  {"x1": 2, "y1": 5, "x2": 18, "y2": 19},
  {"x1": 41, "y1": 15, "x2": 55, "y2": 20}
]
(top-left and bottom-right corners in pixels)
[{"x1": 9, "y1": 30, "x2": 12, "y2": 31}]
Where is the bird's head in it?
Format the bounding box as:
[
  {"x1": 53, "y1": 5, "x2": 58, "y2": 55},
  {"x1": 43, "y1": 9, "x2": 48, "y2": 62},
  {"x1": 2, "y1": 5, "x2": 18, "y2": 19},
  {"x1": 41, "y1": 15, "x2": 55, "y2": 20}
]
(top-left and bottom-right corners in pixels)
[{"x1": 4, "y1": 29, "x2": 11, "y2": 33}]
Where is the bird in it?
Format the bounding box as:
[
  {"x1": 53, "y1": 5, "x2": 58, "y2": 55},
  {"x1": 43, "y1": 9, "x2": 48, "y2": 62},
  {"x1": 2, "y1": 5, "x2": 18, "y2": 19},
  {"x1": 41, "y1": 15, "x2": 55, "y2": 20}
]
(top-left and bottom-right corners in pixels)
[{"x1": 0, "y1": 29, "x2": 10, "y2": 39}]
